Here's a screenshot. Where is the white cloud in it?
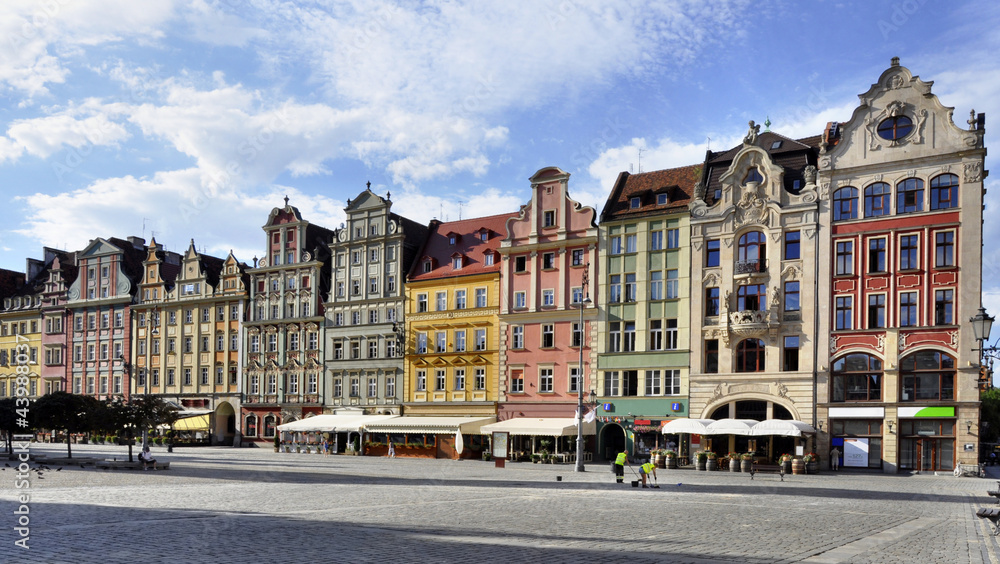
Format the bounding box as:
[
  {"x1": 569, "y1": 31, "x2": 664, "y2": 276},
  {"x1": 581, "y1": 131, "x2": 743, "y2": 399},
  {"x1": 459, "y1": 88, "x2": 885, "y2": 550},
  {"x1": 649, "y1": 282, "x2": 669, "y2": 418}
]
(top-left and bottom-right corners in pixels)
[{"x1": 5, "y1": 108, "x2": 130, "y2": 159}]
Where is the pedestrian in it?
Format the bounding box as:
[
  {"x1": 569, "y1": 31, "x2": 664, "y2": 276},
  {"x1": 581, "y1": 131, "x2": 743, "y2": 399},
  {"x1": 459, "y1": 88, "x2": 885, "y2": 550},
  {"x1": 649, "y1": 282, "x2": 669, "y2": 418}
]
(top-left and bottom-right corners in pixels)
[
  {"x1": 613, "y1": 449, "x2": 627, "y2": 484},
  {"x1": 322, "y1": 438, "x2": 330, "y2": 455},
  {"x1": 830, "y1": 447, "x2": 841, "y2": 471},
  {"x1": 140, "y1": 446, "x2": 157, "y2": 471},
  {"x1": 640, "y1": 460, "x2": 657, "y2": 488},
  {"x1": 990, "y1": 451, "x2": 996, "y2": 467},
  {"x1": 387, "y1": 441, "x2": 396, "y2": 458}
]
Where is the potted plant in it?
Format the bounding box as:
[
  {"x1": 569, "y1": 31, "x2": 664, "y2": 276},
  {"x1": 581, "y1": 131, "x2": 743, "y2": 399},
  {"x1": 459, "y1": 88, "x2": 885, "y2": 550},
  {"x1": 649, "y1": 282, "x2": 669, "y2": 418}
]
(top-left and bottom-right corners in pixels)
[
  {"x1": 778, "y1": 454, "x2": 793, "y2": 474},
  {"x1": 728, "y1": 452, "x2": 741, "y2": 472},
  {"x1": 695, "y1": 451, "x2": 709, "y2": 471},
  {"x1": 531, "y1": 454, "x2": 540, "y2": 463},
  {"x1": 803, "y1": 453, "x2": 819, "y2": 474},
  {"x1": 740, "y1": 453, "x2": 754, "y2": 472},
  {"x1": 705, "y1": 451, "x2": 718, "y2": 471},
  {"x1": 482, "y1": 450, "x2": 492, "y2": 462},
  {"x1": 663, "y1": 449, "x2": 677, "y2": 469}
]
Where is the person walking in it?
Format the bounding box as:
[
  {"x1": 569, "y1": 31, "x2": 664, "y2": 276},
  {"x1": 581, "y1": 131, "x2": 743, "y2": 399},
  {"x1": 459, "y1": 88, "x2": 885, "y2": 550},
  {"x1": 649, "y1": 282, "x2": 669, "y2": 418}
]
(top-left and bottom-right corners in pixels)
[
  {"x1": 830, "y1": 447, "x2": 841, "y2": 471},
  {"x1": 613, "y1": 449, "x2": 628, "y2": 484},
  {"x1": 387, "y1": 441, "x2": 396, "y2": 458},
  {"x1": 640, "y1": 460, "x2": 657, "y2": 488}
]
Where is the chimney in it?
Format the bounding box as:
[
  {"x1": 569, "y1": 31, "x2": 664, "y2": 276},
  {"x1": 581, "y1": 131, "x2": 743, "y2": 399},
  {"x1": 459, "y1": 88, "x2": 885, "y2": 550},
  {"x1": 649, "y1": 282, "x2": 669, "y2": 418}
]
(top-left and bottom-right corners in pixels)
[{"x1": 127, "y1": 236, "x2": 146, "y2": 249}]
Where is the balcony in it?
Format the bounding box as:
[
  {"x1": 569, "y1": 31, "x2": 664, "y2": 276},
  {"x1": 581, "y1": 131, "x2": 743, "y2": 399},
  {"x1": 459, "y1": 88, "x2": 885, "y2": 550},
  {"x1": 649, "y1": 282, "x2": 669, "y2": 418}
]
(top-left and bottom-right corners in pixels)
[
  {"x1": 735, "y1": 259, "x2": 767, "y2": 275},
  {"x1": 728, "y1": 308, "x2": 773, "y2": 340}
]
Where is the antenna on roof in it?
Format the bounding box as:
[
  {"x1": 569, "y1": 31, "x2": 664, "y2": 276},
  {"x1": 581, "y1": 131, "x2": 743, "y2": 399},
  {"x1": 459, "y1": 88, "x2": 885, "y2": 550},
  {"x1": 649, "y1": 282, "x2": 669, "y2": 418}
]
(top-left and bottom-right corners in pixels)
[
  {"x1": 637, "y1": 148, "x2": 643, "y2": 174},
  {"x1": 458, "y1": 200, "x2": 465, "y2": 221},
  {"x1": 142, "y1": 218, "x2": 150, "y2": 240},
  {"x1": 706, "y1": 136, "x2": 711, "y2": 151},
  {"x1": 629, "y1": 163, "x2": 633, "y2": 173}
]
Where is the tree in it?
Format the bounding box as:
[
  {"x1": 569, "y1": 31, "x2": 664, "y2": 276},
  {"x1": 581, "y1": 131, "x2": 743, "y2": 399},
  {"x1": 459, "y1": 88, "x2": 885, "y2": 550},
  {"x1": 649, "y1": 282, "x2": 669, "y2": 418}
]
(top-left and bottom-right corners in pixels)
[
  {"x1": 33, "y1": 392, "x2": 103, "y2": 459},
  {"x1": 101, "y1": 395, "x2": 179, "y2": 461}
]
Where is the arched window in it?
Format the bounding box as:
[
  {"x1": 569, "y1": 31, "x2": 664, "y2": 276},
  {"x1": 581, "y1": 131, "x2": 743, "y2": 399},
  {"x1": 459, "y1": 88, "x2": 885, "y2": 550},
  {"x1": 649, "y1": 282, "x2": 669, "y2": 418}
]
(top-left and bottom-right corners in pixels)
[
  {"x1": 900, "y1": 350, "x2": 955, "y2": 401},
  {"x1": 736, "y1": 231, "x2": 766, "y2": 273},
  {"x1": 831, "y1": 353, "x2": 883, "y2": 402},
  {"x1": 930, "y1": 173, "x2": 959, "y2": 210},
  {"x1": 744, "y1": 168, "x2": 764, "y2": 184},
  {"x1": 245, "y1": 414, "x2": 258, "y2": 437},
  {"x1": 896, "y1": 178, "x2": 924, "y2": 213},
  {"x1": 833, "y1": 187, "x2": 858, "y2": 221},
  {"x1": 864, "y1": 183, "x2": 891, "y2": 217},
  {"x1": 263, "y1": 414, "x2": 277, "y2": 438},
  {"x1": 736, "y1": 339, "x2": 766, "y2": 372}
]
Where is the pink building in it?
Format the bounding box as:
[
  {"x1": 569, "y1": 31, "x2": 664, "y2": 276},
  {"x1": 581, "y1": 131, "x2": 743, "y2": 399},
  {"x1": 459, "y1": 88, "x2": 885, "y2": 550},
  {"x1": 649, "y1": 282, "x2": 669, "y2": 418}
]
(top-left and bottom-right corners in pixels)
[{"x1": 498, "y1": 167, "x2": 599, "y2": 426}]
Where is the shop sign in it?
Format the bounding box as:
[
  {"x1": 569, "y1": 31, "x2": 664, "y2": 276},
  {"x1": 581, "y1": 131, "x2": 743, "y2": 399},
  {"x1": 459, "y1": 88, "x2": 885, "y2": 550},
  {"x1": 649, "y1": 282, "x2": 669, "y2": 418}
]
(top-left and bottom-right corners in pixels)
[
  {"x1": 897, "y1": 406, "x2": 955, "y2": 418},
  {"x1": 603, "y1": 403, "x2": 612, "y2": 411},
  {"x1": 634, "y1": 419, "x2": 651, "y2": 425},
  {"x1": 671, "y1": 402, "x2": 681, "y2": 411}
]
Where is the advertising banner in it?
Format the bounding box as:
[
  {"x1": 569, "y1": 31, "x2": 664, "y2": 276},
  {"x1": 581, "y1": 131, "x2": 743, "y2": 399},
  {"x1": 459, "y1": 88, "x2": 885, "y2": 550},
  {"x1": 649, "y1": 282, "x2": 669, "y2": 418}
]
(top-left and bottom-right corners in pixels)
[{"x1": 844, "y1": 438, "x2": 869, "y2": 468}]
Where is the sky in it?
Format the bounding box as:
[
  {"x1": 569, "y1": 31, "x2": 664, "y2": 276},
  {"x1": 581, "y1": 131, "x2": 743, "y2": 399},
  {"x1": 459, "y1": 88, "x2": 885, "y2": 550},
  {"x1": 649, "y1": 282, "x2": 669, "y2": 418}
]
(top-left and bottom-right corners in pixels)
[{"x1": 1, "y1": 0, "x2": 1000, "y2": 327}]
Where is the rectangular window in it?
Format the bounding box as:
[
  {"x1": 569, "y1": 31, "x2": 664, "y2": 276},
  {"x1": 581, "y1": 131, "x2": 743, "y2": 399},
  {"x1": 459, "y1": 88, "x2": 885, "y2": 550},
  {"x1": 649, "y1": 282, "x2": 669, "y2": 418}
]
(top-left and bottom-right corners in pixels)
[
  {"x1": 610, "y1": 236, "x2": 622, "y2": 255},
  {"x1": 899, "y1": 291, "x2": 918, "y2": 327},
  {"x1": 417, "y1": 370, "x2": 426, "y2": 392},
  {"x1": 650, "y1": 320, "x2": 662, "y2": 351},
  {"x1": 436, "y1": 331, "x2": 446, "y2": 353},
  {"x1": 666, "y1": 270, "x2": 679, "y2": 299},
  {"x1": 650, "y1": 271, "x2": 663, "y2": 300},
  {"x1": 368, "y1": 377, "x2": 377, "y2": 398},
  {"x1": 541, "y1": 324, "x2": 554, "y2": 348},
  {"x1": 543, "y1": 210, "x2": 556, "y2": 227},
  {"x1": 609, "y1": 322, "x2": 621, "y2": 353},
  {"x1": 539, "y1": 369, "x2": 553, "y2": 393},
  {"x1": 333, "y1": 379, "x2": 342, "y2": 397},
  {"x1": 623, "y1": 322, "x2": 636, "y2": 352},
  {"x1": 387, "y1": 276, "x2": 396, "y2": 293},
  {"x1": 868, "y1": 238, "x2": 886, "y2": 273},
  {"x1": 350, "y1": 378, "x2": 360, "y2": 397},
  {"x1": 436, "y1": 292, "x2": 447, "y2": 311},
  {"x1": 625, "y1": 234, "x2": 637, "y2": 253},
  {"x1": 868, "y1": 294, "x2": 886, "y2": 329},
  {"x1": 836, "y1": 296, "x2": 853, "y2": 330},
  {"x1": 899, "y1": 234, "x2": 919, "y2": 270},
  {"x1": 935, "y1": 289, "x2": 954, "y2": 325},
  {"x1": 417, "y1": 294, "x2": 427, "y2": 313},
  {"x1": 706, "y1": 287, "x2": 720, "y2": 316},
  {"x1": 571, "y1": 287, "x2": 583, "y2": 304},
  {"x1": 475, "y1": 368, "x2": 486, "y2": 391},
  {"x1": 200, "y1": 367, "x2": 209, "y2": 386},
  {"x1": 475, "y1": 288, "x2": 487, "y2": 308},
  {"x1": 514, "y1": 256, "x2": 527, "y2": 272},
  {"x1": 455, "y1": 330, "x2": 466, "y2": 352},
  {"x1": 650, "y1": 230, "x2": 663, "y2": 251},
  {"x1": 183, "y1": 368, "x2": 192, "y2": 386},
  {"x1": 836, "y1": 240, "x2": 854, "y2": 275},
  {"x1": 665, "y1": 319, "x2": 678, "y2": 350},
  {"x1": 624, "y1": 274, "x2": 636, "y2": 302},
  {"x1": 510, "y1": 370, "x2": 523, "y2": 393},
  {"x1": 784, "y1": 231, "x2": 801, "y2": 260},
  {"x1": 603, "y1": 371, "x2": 620, "y2": 396},
  {"x1": 454, "y1": 369, "x2": 465, "y2": 391},
  {"x1": 706, "y1": 239, "x2": 721, "y2": 267},
  {"x1": 705, "y1": 340, "x2": 719, "y2": 373},
  {"x1": 416, "y1": 333, "x2": 427, "y2": 354},
  {"x1": 202, "y1": 307, "x2": 210, "y2": 322},
  {"x1": 368, "y1": 340, "x2": 378, "y2": 358},
  {"x1": 435, "y1": 369, "x2": 446, "y2": 391},
  {"x1": 935, "y1": 232, "x2": 954, "y2": 267},
  {"x1": 455, "y1": 290, "x2": 466, "y2": 309},
  {"x1": 572, "y1": 322, "x2": 582, "y2": 347},
  {"x1": 783, "y1": 336, "x2": 800, "y2": 371},
  {"x1": 385, "y1": 376, "x2": 395, "y2": 398},
  {"x1": 512, "y1": 326, "x2": 524, "y2": 349},
  {"x1": 542, "y1": 289, "x2": 555, "y2": 306},
  {"x1": 609, "y1": 275, "x2": 621, "y2": 303},
  {"x1": 784, "y1": 281, "x2": 800, "y2": 312},
  {"x1": 514, "y1": 291, "x2": 526, "y2": 309},
  {"x1": 368, "y1": 277, "x2": 378, "y2": 293},
  {"x1": 475, "y1": 329, "x2": 486, "y2": 351},
  {"x1": 571, "y1": 249, "x2": 584, "y2": 266},
  {"x1": 666, "y1": 228, "x2": 680, "y2": 249},
  {"x1": 665, "y1": 370, "x2": 681, "y2": 395},
  {"x1": 542, "y1": 252, "x2": 555, "y2": 269},
  {"x1": 645, "y1": 370, "x2": 662, "y2": 396}
]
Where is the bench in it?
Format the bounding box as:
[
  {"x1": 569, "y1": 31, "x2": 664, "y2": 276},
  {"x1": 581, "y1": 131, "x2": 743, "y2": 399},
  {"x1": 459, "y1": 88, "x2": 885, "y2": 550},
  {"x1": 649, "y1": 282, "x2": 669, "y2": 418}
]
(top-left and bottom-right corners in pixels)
[
  {"x1": 749, "y1": 464, "x2": 786, "y2": 481},
  {"x1": 988, "y1": 490, "x2": 1000, "y2": 504},
  {"x1": 95, "y1": 461, "x2": 170, "y2": 470},
  {"x1": 978, "y1": 507, "x2": 1000, "y2": 536}
]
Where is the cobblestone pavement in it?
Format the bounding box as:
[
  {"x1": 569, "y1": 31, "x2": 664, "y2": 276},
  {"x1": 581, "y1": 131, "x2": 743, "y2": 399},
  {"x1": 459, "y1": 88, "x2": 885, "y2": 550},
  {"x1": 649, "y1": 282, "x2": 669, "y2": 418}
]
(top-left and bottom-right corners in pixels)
[{"x1": 1, "y1": 444, "x2": 999, "y2": 563}]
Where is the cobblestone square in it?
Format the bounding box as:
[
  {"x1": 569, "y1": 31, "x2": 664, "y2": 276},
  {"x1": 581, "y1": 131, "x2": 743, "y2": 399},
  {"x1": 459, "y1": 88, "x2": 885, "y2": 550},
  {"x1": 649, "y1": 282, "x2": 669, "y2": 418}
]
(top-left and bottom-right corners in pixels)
[{"x1": 1, "y1": 444, "x2": 999, "y2": 563}]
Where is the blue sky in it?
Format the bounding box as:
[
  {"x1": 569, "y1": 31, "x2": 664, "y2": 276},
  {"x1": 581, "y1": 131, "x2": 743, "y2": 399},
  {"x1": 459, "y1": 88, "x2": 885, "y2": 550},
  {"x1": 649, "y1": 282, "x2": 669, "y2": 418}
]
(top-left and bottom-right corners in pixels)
[{"x1": 2, "y1": 0, "x2": 999, "y2": 317}]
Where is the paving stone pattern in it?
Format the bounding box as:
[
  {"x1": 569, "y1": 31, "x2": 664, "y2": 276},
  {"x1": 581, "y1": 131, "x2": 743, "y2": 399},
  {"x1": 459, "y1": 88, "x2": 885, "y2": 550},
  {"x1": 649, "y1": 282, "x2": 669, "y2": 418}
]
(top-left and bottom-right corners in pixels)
[{"x1": 1, "y1": 444, "x2": 998, "y2": 563}]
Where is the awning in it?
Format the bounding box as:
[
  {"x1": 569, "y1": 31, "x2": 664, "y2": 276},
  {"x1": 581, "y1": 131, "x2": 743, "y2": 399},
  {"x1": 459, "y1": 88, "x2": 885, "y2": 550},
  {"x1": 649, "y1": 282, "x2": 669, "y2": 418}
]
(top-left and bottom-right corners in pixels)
[
  {"x1": 704, "y1": 418, "x2": 757, "y2": 436},
  {"x1": 276, "y1": 414, "x2": 399, "y2": 433},
  {"x1": 364, "y1": 416, "x2": 495, "y2": 435},
  {"x1": 749, "y1": 419, "x2": 816, "y2": 437},
  {"x1": 661, "y1": 418, "x2": 715, "y2": 435},
  {"x1": 480, "y1": 417, "x2": 596, "y2": 436},
  {"x1": 172, "y1": 414, "x2": 210, "y2": 431}
]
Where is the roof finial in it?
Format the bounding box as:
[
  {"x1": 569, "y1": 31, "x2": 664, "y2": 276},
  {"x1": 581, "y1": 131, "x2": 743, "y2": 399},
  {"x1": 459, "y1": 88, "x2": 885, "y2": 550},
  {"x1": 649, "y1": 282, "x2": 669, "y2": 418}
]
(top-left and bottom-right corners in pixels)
[
  {"x1": 891, "y1": 56, "x2": 900, "y2": 67},
  {"x1": 366, "y1": 181, "x2": 371, "y2": 190},
  {"x1": 764, "y1": 116, "x2": 771, "y2": 132},
  {"x1": 283, "y1": 195, "x2": 289, "y2": 207}
]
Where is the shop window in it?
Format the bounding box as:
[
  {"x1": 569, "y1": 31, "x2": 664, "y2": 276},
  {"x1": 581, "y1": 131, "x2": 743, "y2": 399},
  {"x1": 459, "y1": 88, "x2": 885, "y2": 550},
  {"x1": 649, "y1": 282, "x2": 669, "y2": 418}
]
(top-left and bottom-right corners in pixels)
[
  {"x1": 831, "y1": 353, "x2": 882, "y2": 402},
  {"x1": 900, "y1": 350, "x2": 955, "y2": 401}
]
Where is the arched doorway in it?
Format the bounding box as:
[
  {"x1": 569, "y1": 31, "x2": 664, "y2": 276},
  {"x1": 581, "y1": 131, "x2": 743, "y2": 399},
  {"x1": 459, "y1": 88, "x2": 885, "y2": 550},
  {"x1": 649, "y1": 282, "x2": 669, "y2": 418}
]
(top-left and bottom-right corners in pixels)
[
  {"x1": 600, "y1": 423, "x2": 626, "y2": 461},
  {"x1": 214, "y1": 402, "x2": 236, "y2": 446}
]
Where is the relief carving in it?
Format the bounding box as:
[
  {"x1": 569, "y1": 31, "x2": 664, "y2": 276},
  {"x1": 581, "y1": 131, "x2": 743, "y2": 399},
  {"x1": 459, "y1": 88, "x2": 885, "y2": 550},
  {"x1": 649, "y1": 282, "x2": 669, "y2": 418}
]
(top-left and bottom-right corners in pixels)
[{"x1": 964, "y1": 162, "x2": 983, "y2": 183}]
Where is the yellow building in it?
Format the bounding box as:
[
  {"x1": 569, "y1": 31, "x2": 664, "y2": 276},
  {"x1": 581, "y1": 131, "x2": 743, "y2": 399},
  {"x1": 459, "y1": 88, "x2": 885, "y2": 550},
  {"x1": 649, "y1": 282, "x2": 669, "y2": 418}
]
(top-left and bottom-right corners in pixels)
[
  {"x1": 0, "y1": 258, "x2": 52, "y2": 401},
  {"x1": 132, "y1": 239, "x2": 247, "y2": 445}
]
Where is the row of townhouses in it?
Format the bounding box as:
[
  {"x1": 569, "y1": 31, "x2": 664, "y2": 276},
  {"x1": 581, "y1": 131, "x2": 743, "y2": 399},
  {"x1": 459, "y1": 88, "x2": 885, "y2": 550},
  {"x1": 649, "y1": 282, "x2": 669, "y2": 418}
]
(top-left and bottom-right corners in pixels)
[{"x1": 0, "y1": 60, "x2": 987, "y2": 473}]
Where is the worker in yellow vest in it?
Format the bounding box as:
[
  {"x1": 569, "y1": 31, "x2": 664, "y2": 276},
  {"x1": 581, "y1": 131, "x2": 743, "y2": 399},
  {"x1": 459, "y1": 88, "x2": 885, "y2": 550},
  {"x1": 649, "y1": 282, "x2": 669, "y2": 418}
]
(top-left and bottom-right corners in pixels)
[
  {"x1": 614, "y1": 450, "x2": 628, "y2": 483},
  {"x1": 640, "y1": 461, "x2": 656, "y2": 488}
]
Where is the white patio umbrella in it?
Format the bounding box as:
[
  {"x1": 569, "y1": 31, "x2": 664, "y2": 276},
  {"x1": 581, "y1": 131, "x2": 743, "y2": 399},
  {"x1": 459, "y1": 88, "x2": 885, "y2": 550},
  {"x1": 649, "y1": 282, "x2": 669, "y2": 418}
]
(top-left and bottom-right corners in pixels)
[
  {"x1": 661, "y1": 419, "x2": 714, "y2": 435},
  {"x1": 455, "y1": 430, "x2": 464, "y2": 455},
  {"x1": 704, "y1": 418, "x2": 757, "y2": 436},
  {"x1": 749, "y1": 419, "x2": 817, "y2": 437}
]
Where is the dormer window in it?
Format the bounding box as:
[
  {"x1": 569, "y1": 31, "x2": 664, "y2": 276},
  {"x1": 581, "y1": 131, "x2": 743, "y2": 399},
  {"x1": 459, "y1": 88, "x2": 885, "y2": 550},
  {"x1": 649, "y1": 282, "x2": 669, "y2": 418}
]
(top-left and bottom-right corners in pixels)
[
  {"x1": 423, "y1": 260, "x2": 433, "y2": 273},
  {"x1": 480, "y1": 230, "x2": 489, "y2": 242},
  {"x1": 630, "y1": 197, "x2": 641, "y2": 209},
  {"x1": 657, "y1": 193, "x2": 668, "y2": 205},
  {"x1": 483, "y1": 251, "x2": 495, "y2": 266},
  {"x1": 770, "y1": 140, "x2": 783, "y2": 150},
  {"x1": 452, "y1": 255, "x2": 463, "y2": 270},
  {"x1": 449, "y1": 235, "x2": 457, "y2": 245}
]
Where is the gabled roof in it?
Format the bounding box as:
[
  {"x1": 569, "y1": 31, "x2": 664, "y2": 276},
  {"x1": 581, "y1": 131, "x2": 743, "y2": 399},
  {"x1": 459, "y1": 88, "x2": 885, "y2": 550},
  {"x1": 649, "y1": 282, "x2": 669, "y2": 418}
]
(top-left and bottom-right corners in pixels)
[
  {"x1": 407, "y1": 212, "x2": 517, "y2": 282},
  {"x1": 601, "y1": 164, "x2": 701, "y2": 221}
]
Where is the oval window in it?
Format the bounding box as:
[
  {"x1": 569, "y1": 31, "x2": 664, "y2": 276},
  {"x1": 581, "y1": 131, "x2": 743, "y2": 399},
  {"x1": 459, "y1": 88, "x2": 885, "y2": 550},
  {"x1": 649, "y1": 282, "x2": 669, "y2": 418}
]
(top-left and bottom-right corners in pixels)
[{"x1": 877, "y1": 115, "x2": 913, "y2": 140}]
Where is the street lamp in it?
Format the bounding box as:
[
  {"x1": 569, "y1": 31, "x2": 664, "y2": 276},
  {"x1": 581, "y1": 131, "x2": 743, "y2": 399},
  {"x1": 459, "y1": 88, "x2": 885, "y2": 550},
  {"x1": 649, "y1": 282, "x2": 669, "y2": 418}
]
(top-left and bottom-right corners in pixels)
[
  {"x1": 971, "y1": 306, "x2": 995, "y2": 366},
  {"x1": 575, "y1": 263, "x2": 592, "y2": 472}
]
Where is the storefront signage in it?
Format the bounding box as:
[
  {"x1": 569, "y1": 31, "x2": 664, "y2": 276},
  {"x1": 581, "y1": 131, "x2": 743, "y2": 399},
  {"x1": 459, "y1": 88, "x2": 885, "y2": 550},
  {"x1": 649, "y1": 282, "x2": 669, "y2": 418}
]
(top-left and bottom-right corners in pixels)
[
  {"x1": 828, "y1": 407, "x2": 884, "y2": 418},
  {"x1": 671, "y1": 402, "x2": 681, "y2": 411},
  {"x1": 897, "y1": 406, "x2": 955, "y2": 418},
  {"x1": 634, "y1": 419, "x2": 651, "y2": 425},
  {"x1": 603, "y1": 403, "x2": 612, "y2": 411},
  {"x1": 844, "y1": 438, "x2": 869, "y2": 468},
  {"x1": 491, "y1": 432, "x2": 508, "y2": 459},
  {"x1": 965, "y1": 443, "x2": 976, "y2": 451}
]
